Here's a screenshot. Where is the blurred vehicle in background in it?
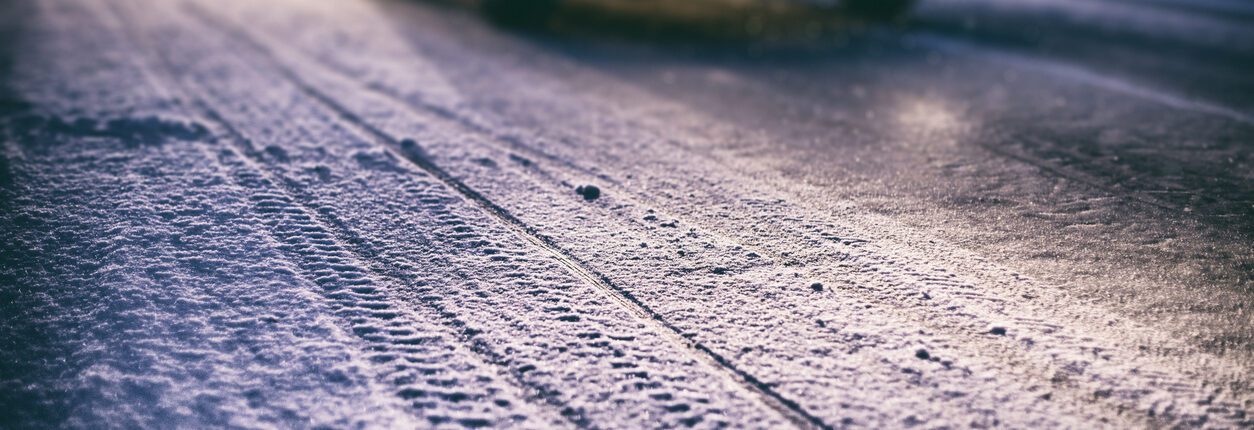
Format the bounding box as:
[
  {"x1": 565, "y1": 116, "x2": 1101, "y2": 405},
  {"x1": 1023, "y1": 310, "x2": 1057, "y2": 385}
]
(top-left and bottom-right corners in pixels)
[{"x1": 479, "y1": 0, "x2": 916, "y2": 27}]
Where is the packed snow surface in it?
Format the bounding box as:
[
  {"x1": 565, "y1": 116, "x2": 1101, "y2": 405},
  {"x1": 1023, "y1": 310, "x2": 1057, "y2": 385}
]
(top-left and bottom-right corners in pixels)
[{"x1": 1, "y1": 0, "x2": 1250, "y2": 428}]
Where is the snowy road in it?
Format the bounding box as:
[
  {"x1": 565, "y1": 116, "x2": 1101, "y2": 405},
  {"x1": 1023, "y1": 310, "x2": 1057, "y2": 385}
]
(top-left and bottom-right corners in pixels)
[{"x1": 0, "y1": 0, "x2": 1250, "y2": 428}]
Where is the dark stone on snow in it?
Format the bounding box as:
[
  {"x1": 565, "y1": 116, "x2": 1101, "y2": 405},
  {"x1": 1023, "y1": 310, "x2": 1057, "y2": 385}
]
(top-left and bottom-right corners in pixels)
[
  {"x1": 915, "y1": 349, "x2": 931, "y2": 360},
  {"x1": 575, "y1": 184, "x2": 601, "y2": 201}
]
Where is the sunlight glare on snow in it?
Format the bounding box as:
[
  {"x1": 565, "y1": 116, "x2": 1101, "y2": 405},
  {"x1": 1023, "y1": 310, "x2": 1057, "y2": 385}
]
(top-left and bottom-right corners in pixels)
[{"x1": 892, "y1": 97, "x2": 968, "y2": 144}]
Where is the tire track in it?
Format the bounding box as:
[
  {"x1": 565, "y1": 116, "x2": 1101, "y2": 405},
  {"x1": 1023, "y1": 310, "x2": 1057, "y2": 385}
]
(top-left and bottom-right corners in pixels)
[
  {"x1": 111, "y1": 2, "x2": 803, "y2": 428},
  {"x1": 188, "y1": 5, "x2": 1213, "y2": 428},
  {"x1": 205, "y1": 2, "x2": 1254, "y2": 428},
  {"x1": 179, "y1": 4, "x2": 829, "y2": 429},
  {"x1": 96, "y1": 2, "x2": 582, "y2": 427},
  {"x1": 183, "y1": 4, "x2": 1254, "y2": 430},
  {"x1": 160, "y1": 1, "x2": 1254, "y2": 427}
]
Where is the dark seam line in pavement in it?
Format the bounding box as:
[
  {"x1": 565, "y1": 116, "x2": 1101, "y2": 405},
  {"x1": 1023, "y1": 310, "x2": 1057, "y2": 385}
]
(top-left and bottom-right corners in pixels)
[
  {"x1": 100, "y1": 3, "x2": 589, "y2": 428},
  {"x1": 182, "y1": 5, "x2": 829, "y2": 430}
]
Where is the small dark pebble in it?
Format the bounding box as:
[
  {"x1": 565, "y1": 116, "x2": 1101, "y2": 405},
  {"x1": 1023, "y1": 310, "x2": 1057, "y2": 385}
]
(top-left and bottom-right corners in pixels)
[
  {"x1": 575, "y1": 184, "x2": 601, "y2": 201},
  {"x1": 989, "y1": 326, "x2": 1007, "y2": 336},
  {"x1": 643, "y1": 214, "x2": 658, "y2": 221},
  {"x1": 711, "y1": 267, "x2": 728, "y2": 275},
  {"x1": 508, "y1": 153, "x2": 533, "y2": 167},
  {"x1": 915, "y1": 349, "x2": 931, "y2": 360},
  {"x1": 810, "y1": 282, "x2": 824, "y2": 292},
  {"x1": 665, "y1": 404, "x2": 691, "y2": 413}
]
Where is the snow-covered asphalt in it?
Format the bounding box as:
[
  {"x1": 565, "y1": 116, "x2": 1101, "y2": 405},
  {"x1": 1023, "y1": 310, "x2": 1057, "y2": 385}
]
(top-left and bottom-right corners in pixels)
[{"x1": 0, "y1": 0, "x2": 1250, "y2": 428}]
